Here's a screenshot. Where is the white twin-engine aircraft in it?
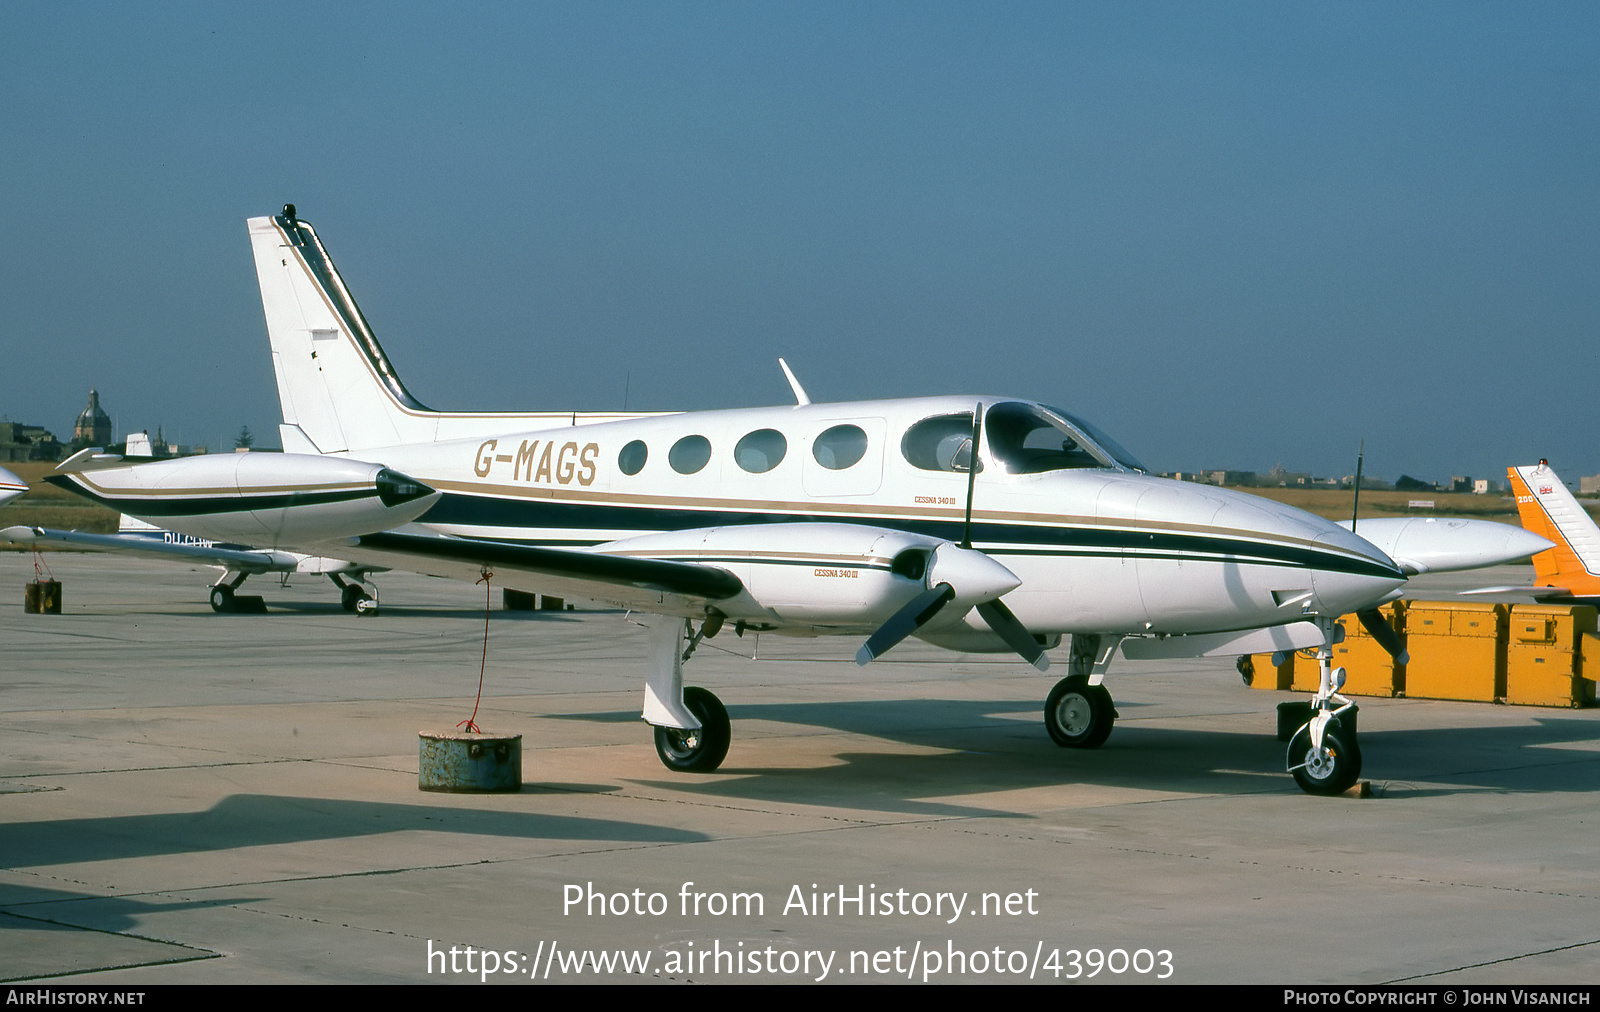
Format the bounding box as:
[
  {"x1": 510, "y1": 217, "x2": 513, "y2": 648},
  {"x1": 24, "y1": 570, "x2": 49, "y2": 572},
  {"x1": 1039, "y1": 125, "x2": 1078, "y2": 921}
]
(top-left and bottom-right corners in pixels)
[{"x1": 45, "y1": 206, "x2": 1551, "y2": 795}]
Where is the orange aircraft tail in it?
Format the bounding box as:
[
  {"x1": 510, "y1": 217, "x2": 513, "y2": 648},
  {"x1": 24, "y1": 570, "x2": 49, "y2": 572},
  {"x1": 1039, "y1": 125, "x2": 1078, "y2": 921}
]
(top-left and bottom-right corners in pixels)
[{"x1": 1507, "y1": 461, "x2": 1600, "y2": 598}]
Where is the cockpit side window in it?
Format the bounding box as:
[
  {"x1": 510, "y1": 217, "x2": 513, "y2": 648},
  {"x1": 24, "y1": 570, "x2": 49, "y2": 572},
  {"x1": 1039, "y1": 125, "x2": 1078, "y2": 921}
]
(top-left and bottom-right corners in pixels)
[
  {"x1": 901, "y1": 413, "x2": 983, "y2": 473},
  {"x1": 1045, "y1": 405, "x2": 1147, "y2": 473},
  {"x1": 984, "y1": 402, "x2": 1146, "y2": 474}
]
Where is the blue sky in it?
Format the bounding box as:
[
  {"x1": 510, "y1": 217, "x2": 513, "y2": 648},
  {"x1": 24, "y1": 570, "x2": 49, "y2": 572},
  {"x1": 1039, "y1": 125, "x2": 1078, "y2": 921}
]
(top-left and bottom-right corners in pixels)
[{"x1": 2, "y1": 2, "x2": 1595, "y2": 485}]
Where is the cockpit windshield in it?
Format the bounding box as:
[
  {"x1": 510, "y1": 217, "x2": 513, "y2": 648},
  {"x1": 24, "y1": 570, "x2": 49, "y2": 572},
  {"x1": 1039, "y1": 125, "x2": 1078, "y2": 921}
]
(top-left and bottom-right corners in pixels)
[{"x1": 985, "y1": 402, "x2": 1147, "y2": 474}]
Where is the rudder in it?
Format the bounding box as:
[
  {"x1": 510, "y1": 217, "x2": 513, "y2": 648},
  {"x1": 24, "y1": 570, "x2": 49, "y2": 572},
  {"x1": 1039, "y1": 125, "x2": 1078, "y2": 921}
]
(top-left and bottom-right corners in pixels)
[{"x1": 249, "y1": 207, "x2": 438, "y2": 453}]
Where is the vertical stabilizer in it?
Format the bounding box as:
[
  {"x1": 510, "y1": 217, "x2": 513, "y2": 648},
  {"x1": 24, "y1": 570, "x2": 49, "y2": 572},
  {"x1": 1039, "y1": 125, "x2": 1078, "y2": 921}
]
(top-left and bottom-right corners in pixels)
[
  {"x1": 1508, "y1": 462, "x2": 1600, "y2": 595},
  {"x1": 249, "y1": 208, "x2": 438, "y2": 453}
]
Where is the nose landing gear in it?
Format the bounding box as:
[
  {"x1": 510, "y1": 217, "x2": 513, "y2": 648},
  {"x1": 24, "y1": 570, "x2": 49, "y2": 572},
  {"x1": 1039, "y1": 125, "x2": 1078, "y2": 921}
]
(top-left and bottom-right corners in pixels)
[{"x1": 1288, "y1": 618, "x2": 1362, "y2": 796}]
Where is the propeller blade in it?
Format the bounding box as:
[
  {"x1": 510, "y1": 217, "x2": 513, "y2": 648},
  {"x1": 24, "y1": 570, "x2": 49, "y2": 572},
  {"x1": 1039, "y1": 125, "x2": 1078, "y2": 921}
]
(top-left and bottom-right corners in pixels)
[
  {"x1": 856, "y1": 583, "x2": 956, "y2": 665},
  {"x1": 976, "y1": 598, "x2": 1051, "y2": 672},
  {"x1": 1355, "y1": 608, "x2": 1409, "y2": 664}
]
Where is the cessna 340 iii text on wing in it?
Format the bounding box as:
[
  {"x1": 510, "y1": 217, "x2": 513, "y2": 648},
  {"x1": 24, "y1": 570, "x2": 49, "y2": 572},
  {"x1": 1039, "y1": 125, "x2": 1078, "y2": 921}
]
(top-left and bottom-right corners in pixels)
[{"x1": 44, "y1": 206, "x2": 1552, "y2": 795}]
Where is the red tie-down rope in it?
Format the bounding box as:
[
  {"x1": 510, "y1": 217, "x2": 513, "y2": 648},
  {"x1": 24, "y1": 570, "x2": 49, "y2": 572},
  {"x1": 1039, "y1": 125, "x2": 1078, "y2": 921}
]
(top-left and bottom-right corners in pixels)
[
  {"x1": 33, "y1": 548, "x2": 53, "y2": 583},
  {"x1": 457, "y1": 567, "x2": 493, "y2": 735}
]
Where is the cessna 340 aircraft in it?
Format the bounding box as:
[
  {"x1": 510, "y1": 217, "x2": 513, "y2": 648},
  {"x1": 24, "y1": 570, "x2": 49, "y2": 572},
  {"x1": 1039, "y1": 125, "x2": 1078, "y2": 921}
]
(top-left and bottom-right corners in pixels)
[{"x1": 42, "y1": 206, "x2": 1553, "y2": 794}]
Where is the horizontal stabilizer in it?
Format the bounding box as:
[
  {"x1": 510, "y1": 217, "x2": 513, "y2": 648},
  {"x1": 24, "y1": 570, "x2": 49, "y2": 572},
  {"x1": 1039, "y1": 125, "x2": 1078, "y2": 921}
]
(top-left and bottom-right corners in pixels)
[
  {"x1": 1459, "y1": 584, "x2": 1574, "y2": 600},
  {"x1": 53, "y1": 448, "x2": 126, "y2": 475}
]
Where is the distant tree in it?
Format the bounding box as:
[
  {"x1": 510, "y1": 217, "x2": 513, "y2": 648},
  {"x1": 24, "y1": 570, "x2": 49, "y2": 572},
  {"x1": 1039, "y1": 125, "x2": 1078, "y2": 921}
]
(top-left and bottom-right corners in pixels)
[{"x1": 234, "y1": 425, "x2": 255, "y2": 449}]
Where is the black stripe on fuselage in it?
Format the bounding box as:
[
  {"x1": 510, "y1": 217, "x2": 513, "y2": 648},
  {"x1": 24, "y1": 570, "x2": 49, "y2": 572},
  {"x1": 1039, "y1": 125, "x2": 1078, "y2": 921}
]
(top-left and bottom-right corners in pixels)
[
  {"x1": 43, "y1": 475, "x2": 378, "y2": 517},
  {"x1": 419, "y1": 491, "x2": 1402, "y2": 580}
]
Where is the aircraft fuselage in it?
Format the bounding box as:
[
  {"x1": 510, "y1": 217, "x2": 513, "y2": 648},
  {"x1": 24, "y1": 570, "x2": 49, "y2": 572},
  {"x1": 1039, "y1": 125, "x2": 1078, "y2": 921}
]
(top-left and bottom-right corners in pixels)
[{"x1": 329, "y1": 393, "x2": 1406, "y2": 640}]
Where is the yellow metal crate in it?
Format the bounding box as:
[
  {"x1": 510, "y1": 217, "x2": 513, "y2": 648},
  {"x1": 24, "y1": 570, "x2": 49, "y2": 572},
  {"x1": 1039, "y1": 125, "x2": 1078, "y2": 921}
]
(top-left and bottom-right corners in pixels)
[
  {"x1": 1243, "y1": 652, "x2": 1293, "y2": 691},
  {"x1": 1402, "y1": 601, "x2": 1507, "y2": 702},
  {"x1": 1332, "y1": 602, "x2": 1406, "y2": 698},
  {"x1": 1506, "y1": 604, "x2": 1597, "y2": 707}
]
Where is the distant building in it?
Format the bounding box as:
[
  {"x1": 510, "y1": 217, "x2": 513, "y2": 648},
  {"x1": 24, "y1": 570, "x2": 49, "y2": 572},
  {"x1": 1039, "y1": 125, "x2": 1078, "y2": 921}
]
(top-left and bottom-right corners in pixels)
[
  {"x1": 1579, "y1": 475, "x2": 1600, "y2": 496},
  {"x1": 1450, "y1": 476, "x2": 1474, "y2": 493},
  {"x1": 1473, "y1": 479, "x2": 1490, "y2": 495},
  {"x1": 72, "y1": 389, "x2": 112, "y2": 449},
  {"x1": 0, "y1": 421, "x2": 63, "y2": 462}
]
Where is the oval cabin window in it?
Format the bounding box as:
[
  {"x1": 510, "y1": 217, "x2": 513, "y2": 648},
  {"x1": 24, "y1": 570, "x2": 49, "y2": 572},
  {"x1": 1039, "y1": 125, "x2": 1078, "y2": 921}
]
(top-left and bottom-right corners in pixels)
[
  {"x1": 668, "y1": 435, "x2": 712, "y2": 474},
  {"x1": 812, "y1": 424, "x2": 868, "y2": 470}
]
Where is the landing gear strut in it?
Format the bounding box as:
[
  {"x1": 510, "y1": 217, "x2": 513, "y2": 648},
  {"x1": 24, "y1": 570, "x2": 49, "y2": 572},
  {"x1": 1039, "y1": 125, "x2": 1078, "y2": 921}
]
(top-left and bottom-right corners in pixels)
[
  {"x1": 1043, "y1": 633, "x2": 1121, "y2": 749},
  {"x1": 641, "y1": 614, "x2": 730, "y2": 773}
]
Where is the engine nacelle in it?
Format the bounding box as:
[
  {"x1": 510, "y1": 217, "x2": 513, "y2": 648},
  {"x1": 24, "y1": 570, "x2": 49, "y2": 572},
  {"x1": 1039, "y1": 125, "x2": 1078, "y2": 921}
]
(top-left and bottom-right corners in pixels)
[
  {"x1": 1338, "y1": 517, "x2": 1553, "y2": 575},
  {"x1": 596, "y1": 523, "x2": 1016, "y2": 629},
  {"x1": 46, "y1": 453, "x2": 438, "y2": 549}
]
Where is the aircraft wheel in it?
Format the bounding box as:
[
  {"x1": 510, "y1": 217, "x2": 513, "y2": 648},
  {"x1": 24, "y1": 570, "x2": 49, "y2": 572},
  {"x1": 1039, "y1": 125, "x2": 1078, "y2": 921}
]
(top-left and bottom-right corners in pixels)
[
  {"x1": 1286, "y1": 723, "x2": 1362, "y2": 796},
  {"x1": 210, "y1": 586, "x2": 234, "y2": 613},
  {"x1": 341, "y1": 585, "x2": 361, "y2": 612},
  {"x1": 653, "y1": 686, "x2": 730, "y2": 773},
  {"x1": 354, "y1": 594, "x2": 379, "y2": 617},
  {"x1": 1044, "y1": 675, "x2": 1115, "y2": 749}
]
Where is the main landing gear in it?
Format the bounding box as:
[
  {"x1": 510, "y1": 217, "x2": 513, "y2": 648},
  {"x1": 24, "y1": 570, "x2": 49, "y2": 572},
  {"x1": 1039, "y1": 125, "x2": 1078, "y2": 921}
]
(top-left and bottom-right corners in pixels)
[
  {"x1": 1043, "y1": 634, "x2": 1122, "y2": 750},
  {"x1": 330, "y1": 575, "x2": 379, "y2": 616},
  {"x1": 641, "y1": 613, "x2": 732, "y2": 773},
  {"x1": 208, "y1": 573, "x2": 265, "y2": 613}
]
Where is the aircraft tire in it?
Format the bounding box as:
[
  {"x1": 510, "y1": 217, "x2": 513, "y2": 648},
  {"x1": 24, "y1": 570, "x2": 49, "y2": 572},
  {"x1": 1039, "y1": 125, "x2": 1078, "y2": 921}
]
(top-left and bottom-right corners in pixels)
[
  {"x1": 1044, "y1": 675, "x2": 1115, "y2": 749},
  {"x1": 1286, "y1": 724, "x2": 1362, "y2": 796},
  {"x1": 210, "y1": 587, "x2": 233, "y2": 613},
  {"x1": 341, "y1": 585, "x2": 361, "y2": 612},
  {"x1": 653, "y1": 687, "x2": 730, "y2": 773},
  {"x1": 354, "y1": 594, "x2": 378, "y2": 617}
]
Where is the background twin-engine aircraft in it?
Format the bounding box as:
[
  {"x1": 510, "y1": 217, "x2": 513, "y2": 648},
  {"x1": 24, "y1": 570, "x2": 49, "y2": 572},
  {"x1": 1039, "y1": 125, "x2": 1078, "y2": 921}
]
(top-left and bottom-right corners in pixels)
[{"x1": 18, "y1": 206, "x2": 1557, "y2": 794}]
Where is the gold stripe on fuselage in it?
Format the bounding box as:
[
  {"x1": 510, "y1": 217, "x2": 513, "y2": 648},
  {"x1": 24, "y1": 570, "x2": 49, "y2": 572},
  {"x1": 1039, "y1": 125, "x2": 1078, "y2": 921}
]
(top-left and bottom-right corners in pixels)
[{"x1": 425, "y1": 476, "x2": 1367, "y2": 562}]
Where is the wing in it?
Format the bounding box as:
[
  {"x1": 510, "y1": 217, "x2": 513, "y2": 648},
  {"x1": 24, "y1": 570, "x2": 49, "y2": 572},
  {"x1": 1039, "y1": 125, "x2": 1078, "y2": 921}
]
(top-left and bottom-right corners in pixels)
[
  {"x1": 340, "y1": 529, "x2": 746, "y2": 615},
  {"x1": 2, "y1": 525, "x2": 296, "y2": 574}
]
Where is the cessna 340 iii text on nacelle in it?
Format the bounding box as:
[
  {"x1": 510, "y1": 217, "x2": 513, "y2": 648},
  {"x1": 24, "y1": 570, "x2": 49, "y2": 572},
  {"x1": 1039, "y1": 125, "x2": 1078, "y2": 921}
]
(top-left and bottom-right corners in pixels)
[{"x1": 45, "y1": 206, "x2": 1552, "y2": 795}]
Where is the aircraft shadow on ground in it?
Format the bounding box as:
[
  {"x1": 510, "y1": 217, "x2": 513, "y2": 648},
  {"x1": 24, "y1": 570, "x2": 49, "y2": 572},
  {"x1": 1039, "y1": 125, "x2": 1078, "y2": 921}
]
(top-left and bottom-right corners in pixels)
[
  {"x1": 557, "y1": 697, "x2": 1600, "y2": 811},
  {"x1": 0, "y1": 794, "x2": 707, "y2": 871},
  {"x1": 0, "y1": 881, "x2": 248, "y2": 936}
]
